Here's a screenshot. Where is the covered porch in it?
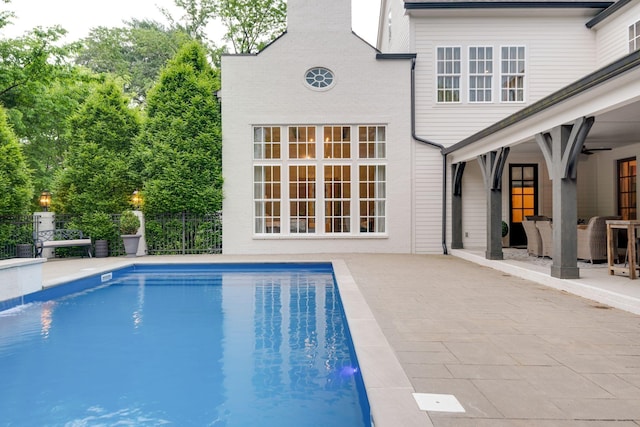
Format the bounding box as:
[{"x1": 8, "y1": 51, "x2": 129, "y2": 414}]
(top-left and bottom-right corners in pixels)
[{"x1": 448, "y1": 50, "x2": 640, "y2": 279}]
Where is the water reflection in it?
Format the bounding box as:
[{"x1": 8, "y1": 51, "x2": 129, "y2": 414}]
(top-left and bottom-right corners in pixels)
[{"x1": 40, "y1": 301, "x2": 55, "y2": 338}]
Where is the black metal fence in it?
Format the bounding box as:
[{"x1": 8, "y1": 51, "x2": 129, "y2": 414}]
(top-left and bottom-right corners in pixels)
[
  {"x1": 0, "y1": 212, "x2": 222, "y2": 259},
  {"x1": 0, "y1": 215, "x2": 36, "y2": 260},
  {"x1": 48, "y1": 213, "x2": 126, "y2": 258},
  {"x1": 145, "y1": 212, "x2": 222, "y2": 255}
]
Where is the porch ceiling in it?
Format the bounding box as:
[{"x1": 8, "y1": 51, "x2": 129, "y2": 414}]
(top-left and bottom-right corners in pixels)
[{"x1": 510, "y1": 98, "x2": 640, "y2": 155}]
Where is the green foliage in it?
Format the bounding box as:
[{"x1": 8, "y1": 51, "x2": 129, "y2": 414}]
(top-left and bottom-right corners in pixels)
[
  {"x1": 0, "y1": 26, "x2": 78, "y2": 106},
  {"x1": 0, "y1": 24, "x2": 100, "y2": 201},
  {"x1": 0, "y1": 222, "x2": 32, "y2": 246},
  {"x1": 160, "y1": 0, "x2": 216, "y2": 42},
  {"x1": 0, "y1": 106, "x2": 33, "y2": 214},
  {"x1": 51, "y1": 80, "x2": 141, "y2": 214},
  {"x1": 0, "y1": 0, "x2": 14, "y2": 30},
  {"x1": 18, "y1": 70, "x2": 102, "y2": 201},
  {"x1": 135, "y1": 41, "x2": 222, "y2": 215},
  {"x1": 70, "y1": 212, "x2": 118, "y2": 242},
  {"x1": 502, "y1": 221, "x2": 509, "y2": 237},
  {"x1": 215, "y1": 0, "x2": 286, "y2": 53},
  {"x1": 119, "y1": 210, "x2": 141, "y2": 235},
  {"x1": 75, "y1": 20, "x2": 190, "y2": 107}
]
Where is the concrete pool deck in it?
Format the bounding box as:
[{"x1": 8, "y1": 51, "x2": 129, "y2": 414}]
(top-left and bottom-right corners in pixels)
[{"x1": 40, "y1": 254, "x2": 640, "y2": 426}]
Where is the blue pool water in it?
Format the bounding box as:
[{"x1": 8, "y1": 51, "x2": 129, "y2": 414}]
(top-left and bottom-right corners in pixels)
[{"x1": 0, "y1": 263, "x2": 370, "y2": 426}]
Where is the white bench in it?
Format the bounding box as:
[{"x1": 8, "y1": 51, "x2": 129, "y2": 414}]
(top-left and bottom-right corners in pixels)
[{"x1": 34, "y1": 229, "x2": 93, "y2": 258}]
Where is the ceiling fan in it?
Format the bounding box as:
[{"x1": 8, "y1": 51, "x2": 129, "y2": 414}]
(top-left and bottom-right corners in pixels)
[{"x1": 581, "y1": 145, "x2": 612, "y2": 155}]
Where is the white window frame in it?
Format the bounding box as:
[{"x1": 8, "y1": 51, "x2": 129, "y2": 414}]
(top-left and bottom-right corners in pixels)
[
  {"x1": 468, "y1": 46, "x2": 493, "y2": 103},
  {"x1": 500, "y1": 45, "x2": 526, "y2": 103},
  {"x1": 253, "y1": 165, "x2": 282, "y2": 234},
  {"x1": 436, "y1": 46, "x2": 461, "y2": 103},
  {"x1": 252, "y1": 125, "x2": 388, "y2": 237},
  {"x1": 630, "y1": 21, "x2": 640, "y2": 53}
]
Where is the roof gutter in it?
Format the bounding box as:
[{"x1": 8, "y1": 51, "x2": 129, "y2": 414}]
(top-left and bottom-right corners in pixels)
[
  {"x1": 405, "y1": 1, "x2": 613, "y2": 10},
  {"x1": 410, "y1": 57, "x2": 449, "y2": 255}
]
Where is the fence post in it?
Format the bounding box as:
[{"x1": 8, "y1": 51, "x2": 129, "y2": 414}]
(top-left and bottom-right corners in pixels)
[
  {"x1": 133, "y1": 210, "x2": 147, "y2": 256},
  {"x1": 35, "y1": 212, "x2": 55, "y2": 258},
  {"x1": 182, "y1": 212, "x2": 186, "y2": 255}
]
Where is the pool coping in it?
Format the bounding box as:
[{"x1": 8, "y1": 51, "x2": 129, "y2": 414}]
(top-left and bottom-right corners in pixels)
[{"x1": 37, "y1": 257, "x2": 431, "y2": 427}]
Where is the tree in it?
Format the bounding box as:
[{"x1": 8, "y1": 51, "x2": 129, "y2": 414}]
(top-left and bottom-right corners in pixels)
[
  {"x1": 0, "y1": 105, "x2": 32, "y2": 215},
  {"x1": 159, "y1": 0, "x2": 216, "y2": 42},
  {"x1": 134, "y1": 41, "x2": 221, "y2": 214},
  {"x1": 0, "y1": 0, "x2": 14, "y2": 30},
  {"x1": 215, "y1": 0, "x2": 286, "y2": 53},
  {"x1": 0, "y1": 26, "x2": 78, "y2": 109},
  {"x1": 0, "y1": 23, "x2": 98, "y2": 198},
  {"x1": 75, "y1": 20, "x2": 191, "y2": 107},
  {"x1": 161, "y1": 0, "x2": 286, "y2": 56},
  {"x1": 51, "y1": 80, "x2": 141, "y2": 214}
]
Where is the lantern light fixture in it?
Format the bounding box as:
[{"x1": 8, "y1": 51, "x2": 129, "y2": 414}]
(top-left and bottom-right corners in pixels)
[{"x1": 39, "y1": 191, "x2": 51, "y2": 212}]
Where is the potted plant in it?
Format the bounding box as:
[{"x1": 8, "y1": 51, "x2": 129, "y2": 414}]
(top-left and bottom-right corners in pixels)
[
  {"x1": 120, "y1": 210, "x2": 141, "y2": 257},
  {"x1": 78, "y1": 212, "x2": 117, "y2": 258},
  {"x1": 501, "y1": 220, "x2": 509, "y2": 247}
]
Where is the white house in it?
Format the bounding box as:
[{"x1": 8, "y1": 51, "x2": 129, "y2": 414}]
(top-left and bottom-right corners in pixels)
[
  {"x1": 221, "y1": 0, "x2": 640, "y2": 279},
  {"x1": 221, "y1": 0, "x2": 415, "y2": 254}
]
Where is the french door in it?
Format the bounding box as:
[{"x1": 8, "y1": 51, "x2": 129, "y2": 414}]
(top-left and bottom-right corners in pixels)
[{"x1": 509, "y1": 164, "x2": 538, "y2": 247}]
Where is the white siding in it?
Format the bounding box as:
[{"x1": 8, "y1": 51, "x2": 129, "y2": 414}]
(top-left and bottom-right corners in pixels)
[
  {"x1": 378, "y1": 0, "x2": 411, "y2": 52},
  {"x1": 594, "y1": 0, "x2": 640, "y2": 67},
  {"x1": 591, "y1": 144, "x2": 640, "y2": 217},
  {"x1": 411, "y1": 13, "x2": 597, "y2": 252},
  {"x1": 461, "y1": 160, "x2": 486, "y2": 250}
]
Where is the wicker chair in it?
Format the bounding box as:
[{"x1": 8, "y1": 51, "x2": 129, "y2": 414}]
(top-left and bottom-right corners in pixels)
[
  {"x1": 536, "y1": 220, "x2": 554, "y2": 258},
  {"x1": 522, "y1": 217, "x2": 546, "y2": 257},
  {"x1": 577, "y1": 216, "x2": 621, "y2": 263}
]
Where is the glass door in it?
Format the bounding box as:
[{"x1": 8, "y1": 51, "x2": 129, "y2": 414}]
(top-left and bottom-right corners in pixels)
[{"x1": 509, "y1": 164, "x2": 538, "y2": 247}]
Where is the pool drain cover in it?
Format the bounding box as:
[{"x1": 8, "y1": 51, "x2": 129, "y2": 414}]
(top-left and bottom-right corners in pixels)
[{"x1": 412, "y1": 393, "x2": 465, "y2": 413}]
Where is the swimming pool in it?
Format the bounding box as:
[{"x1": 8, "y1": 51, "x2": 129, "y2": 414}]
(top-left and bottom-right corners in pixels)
[{"x1": 0, "y1": 263, "x2": 371, "y2": 426}]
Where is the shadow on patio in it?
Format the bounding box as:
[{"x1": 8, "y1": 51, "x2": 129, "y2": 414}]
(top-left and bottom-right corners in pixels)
[{"x1": 452, "y1": 247, "x2": 640, "y2": 316}]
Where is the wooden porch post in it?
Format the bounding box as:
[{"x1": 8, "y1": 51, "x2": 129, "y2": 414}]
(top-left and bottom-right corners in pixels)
[
  {"x1": 478, "y1": 148, "x2": 509, "y2": 260},
  {"x1": 451, "y1": 162, "x2": 466, "y2": 249},
  {"x1": 535, "y1": 116, "x2": 595, "y2": 279}
]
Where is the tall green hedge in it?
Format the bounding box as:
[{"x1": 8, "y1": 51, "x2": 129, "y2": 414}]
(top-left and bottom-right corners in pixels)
[
  {"x1": 134, "y1": 41, "x2": 222, "y2": 215},
  {"x1": 0, "y1": 106, "x2": 33, "y2": 215},
  {"x1": 51, "y1": 80, "x2": 141, "y2": 214}
]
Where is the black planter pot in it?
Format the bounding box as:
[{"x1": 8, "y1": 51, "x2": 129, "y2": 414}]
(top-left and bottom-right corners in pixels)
[
  {"x1": 16, "y1": 243, "x2": 33, "y2": 258},
  {"x1": 94, "y1": 240, "x2": 108, "y2": 258}
]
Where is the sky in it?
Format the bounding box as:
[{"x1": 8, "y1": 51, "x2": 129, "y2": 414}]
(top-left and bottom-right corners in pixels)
[{"x1": 1, "y1": 0, "x2": 381, "y2": 46}]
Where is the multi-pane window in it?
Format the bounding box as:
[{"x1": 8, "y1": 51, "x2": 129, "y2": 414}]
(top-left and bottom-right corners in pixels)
[
  {"x1": 254, "y1": 165, "x2": 281, "y2": 233},
  {"x1": 254, "y1": 127, "x2": 281, "y2": 159},
  {"x1": 289, "y1": 165, "x2": 316, "y2": 233},
  {"x1": 436, "y1": 47, "x2": 461, "y2": 103},
  {"x1": 469, "y1": 47, "x2": 493, "y2": 103},
  {"x1": 501, "y1": 46, "x2": 526, "y2": 102},
  {"x1": 253, "y1": 125, "x2": 386, "y2": 236},
  {"x1": 358, "y1": 126, "x2": 386, "y2": 159},
  {"x1": 618, "y1": 158, "x2": 637, "y2": 220},
  {"x1": 288, "y1": 126, "x2": 316, "y2": 159},
  {"x1": 324, "y1": 165, "x2": 351, "y2": 233},
  {"x1": 323, "y1": 126, "x2": 351, "y2": 159},
  {"x1": 630, "y1": 21, "x2": 640, "y2": 53},
  {"x1": 359, "y1": 165, "x2": 386, "y2": 233}
]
